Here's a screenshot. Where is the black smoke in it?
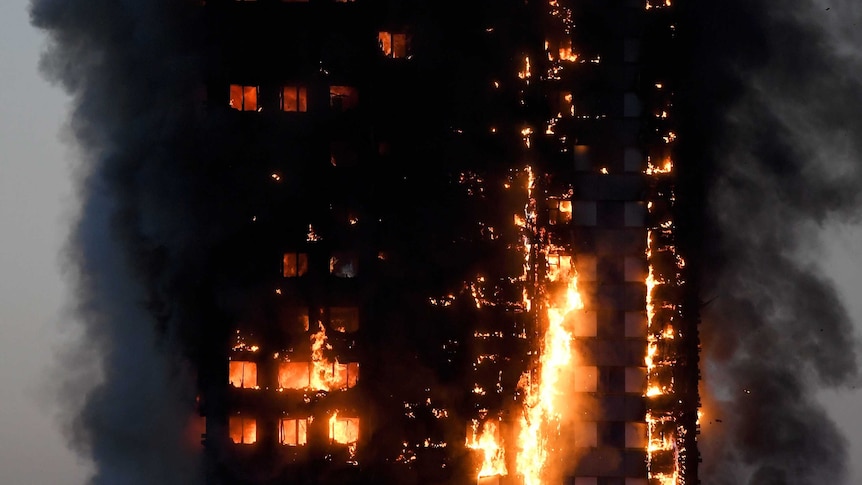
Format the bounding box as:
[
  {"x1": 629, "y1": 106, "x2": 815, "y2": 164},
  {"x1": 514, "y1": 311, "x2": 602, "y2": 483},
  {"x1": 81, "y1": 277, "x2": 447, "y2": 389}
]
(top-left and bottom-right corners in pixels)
[
  {"x1": 677, "y1": 0, "x2": 862, "y2": 483},
  {"x1": 31, "y1": 0, "x2": 208, "y2": 483}
]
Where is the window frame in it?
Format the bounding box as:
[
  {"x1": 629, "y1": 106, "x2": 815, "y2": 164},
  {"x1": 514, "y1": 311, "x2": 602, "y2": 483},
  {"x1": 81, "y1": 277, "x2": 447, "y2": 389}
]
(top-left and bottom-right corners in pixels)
[
  {"x1": 229, "y1": 416, "x2": 257, "y2": 444},
  {"x1": 228, "y1": 360, "x2": 258, "y2": 389},
  {"x1": 229, "y1": 84, "x2": 259, "y2": 111},
  {"x1": 278, "y1": 418, "x2": 309, "y2": 446},
  {"x1": 283, "y1": 252, "x2": 309, "y2": 278},
  {"x1": 280, "y1": 85, "x2": 308, "y2": 112}
]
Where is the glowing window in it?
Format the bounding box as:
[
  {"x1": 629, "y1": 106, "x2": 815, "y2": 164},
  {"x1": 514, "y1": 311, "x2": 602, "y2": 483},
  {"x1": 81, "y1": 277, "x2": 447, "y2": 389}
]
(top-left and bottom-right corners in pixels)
[
  {"x1": 229, "y1": 416, "x2": 257, "y2": 444},
  {"x1": 378, "y1": 32, "x2": 408, "y2": 58},
  {"x1": 333, "y1": 362, "x2": 360, "y2": 389},
  {"x1": 546, "y1": 252, "x2": 572, "y2": 280},
  {"x1": 279, "y1": 418, "x2": 309, "y2": 446},
  {"x1": 281, "y1": 361, "x2": 359, "y2": 390},
  {"x1": 547, "y1": 198, "x2": 573, "y2": 225},
  {"x1": 229, "y1": 84, "x2": 258, "y2": 111},
  {"x1": 283, "y1": 252, "x2": 308, "y2": 277},
  {"x1": 330, "y1": 253, "x2": 357, "y2": 278},
  {"x1": 329, "y1": 86, "x2": 359, "y2": 111},
  {"x1": 557, "y1": 90, "x2": 574, "y2": 117},
  {"x1": 329, "y1": 415, "x2": 359, "y2": 444},
  {"x1": 330, "y1": 307, "x2": 359, "y2": 332},
  {"x1": 228, "y1": 361, "x2": 258, "y2": 389},
  {"x1": 278, "y1": 362, "x2": 311, "y2": 389},
  {"x1": 281, "y1": 85, "x2": 307, "y2": 112}
]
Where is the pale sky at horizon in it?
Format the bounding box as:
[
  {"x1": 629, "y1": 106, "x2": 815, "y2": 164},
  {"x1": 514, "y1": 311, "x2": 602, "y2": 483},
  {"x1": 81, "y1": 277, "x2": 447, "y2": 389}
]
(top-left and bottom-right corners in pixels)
[
  {"x1": 1, "y1": 0, "x2": 861, "y2": 483},
  {"x1": 1, "y1": 1, "x2": 92, "y2": 483}
]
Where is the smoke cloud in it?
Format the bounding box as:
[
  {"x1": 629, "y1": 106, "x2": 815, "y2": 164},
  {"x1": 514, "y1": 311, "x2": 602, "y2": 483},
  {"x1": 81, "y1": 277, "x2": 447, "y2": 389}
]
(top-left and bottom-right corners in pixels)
[
  {"x1": 678, "y1": 0, "x2": 862, "y2": 483},
  {"x1": 31, "y1": 0, "x2": 207, "y2": 483}
]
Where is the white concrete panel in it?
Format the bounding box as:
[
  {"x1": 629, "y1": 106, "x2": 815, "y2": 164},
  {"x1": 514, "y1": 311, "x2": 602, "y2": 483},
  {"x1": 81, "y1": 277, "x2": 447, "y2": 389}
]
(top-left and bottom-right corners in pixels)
[
  {"x1": 625, "y1": 367, "x2": 647, "y2": 394},
  {"x1": 572, "y1": 310, "x2": 597, "y2": 337},
  {"x1": 624, "y1": 202, "x2": 645, "y2": 227},
  {"x1": 574, "y1": 201, "x2": 597, "y2": 226},
  {"x1": 624, "y1": 147, "x2": 642, "y2": 172},
  {"x1": 574, "y1": 366, "x2": 598, "y2": 392},
  {"x1": 624, "y1": 256, "x2": 646, "y2": 282},
  {"x1": 625, "y1": 422, "x2": 648, "y2": 449},
  {"x1": 624, "y1": 311, "x2": 647, "y2": 337}
]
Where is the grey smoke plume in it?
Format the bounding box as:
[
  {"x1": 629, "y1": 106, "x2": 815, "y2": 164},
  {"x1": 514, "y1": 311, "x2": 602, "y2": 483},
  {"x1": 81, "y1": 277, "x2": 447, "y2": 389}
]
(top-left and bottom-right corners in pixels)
[
  {"x1": 31, "y1": 1, "x2": 205, "y2": 483},
  {"x1": 681, "y1": 0, "x2": 862, "y2": 483}
]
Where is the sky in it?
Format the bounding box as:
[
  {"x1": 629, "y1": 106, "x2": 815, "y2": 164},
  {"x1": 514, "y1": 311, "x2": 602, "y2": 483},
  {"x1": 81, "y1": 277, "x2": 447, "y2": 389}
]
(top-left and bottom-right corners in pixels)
[
  {"x1": 1, "y1": 0, "x2": 861, "y2": 484},
  {"x1": 0, "y1": 0, "x2": 92, "y2": 483}
]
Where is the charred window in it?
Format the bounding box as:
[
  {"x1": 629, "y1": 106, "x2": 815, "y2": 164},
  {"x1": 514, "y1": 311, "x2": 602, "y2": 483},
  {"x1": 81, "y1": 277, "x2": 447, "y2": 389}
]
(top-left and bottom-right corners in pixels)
[
  {"x1": 284, "y1": 307, "x2": 310, "y2": 332},
  {"x1": 329, "y1": 86, "x2": 358, "y2": 112},
  {"x1": 229, "y1": 84, "x2": 258, "y2": 111},
  {"x1": 330, "y1": 252, "x2": 357, "y2": 278},
  {"x1": 283, "y1": 252, "x2": 308, "y2": 277},
  {"x1": 330, "y1": 307, "x2": 359, "y2": 332},
  {"x1": 280, "y1": 85, "x2": 307, "y2": 112},
  {"x1": 330, "y1": 141, "x2": 358, "y2": 167},
  {"x1": 553, "y1": 90, "x2": 574, "y2": 117},
  {"x1": 547, "y1": 198, "x2": 573, "y2": 225},
  {"x1": 378, "y1": 32, "x2": 408, "y2": 58}
]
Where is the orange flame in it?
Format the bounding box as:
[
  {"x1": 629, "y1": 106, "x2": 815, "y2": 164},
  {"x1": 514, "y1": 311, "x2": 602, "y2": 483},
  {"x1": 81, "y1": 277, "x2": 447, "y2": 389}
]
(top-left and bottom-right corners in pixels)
[
  {"x1": 516, "y1": 252, "x2": 584, "y2": 485},
  {"x1": 466, "y1": 420, "x2": 508, "y2": 478},
  {"x1": 329, "y1": 411, "x2": 359, "y2": 444}
]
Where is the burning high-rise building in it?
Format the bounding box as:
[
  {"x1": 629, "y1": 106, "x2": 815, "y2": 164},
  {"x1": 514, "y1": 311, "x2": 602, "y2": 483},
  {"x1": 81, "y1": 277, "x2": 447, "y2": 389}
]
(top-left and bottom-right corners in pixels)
[
  {"x1": 195, "y1": 1, "x2": 699, "y2": 484},
  {"x1": 33, "y1": 0, "x2": 732, "y2": 483}
]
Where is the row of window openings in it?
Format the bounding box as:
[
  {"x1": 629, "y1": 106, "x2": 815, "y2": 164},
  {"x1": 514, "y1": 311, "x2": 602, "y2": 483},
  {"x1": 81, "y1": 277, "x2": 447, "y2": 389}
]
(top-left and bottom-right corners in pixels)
[
  {"x1": 283, "y1": 252, "x2": 356, "y2": 278},
  {"x1": 546, "y1": 254, "x2": 648, "y2": 284},
  {"x1": 232, "y1": 361, "x2": 646, "y2": 394},
  {"x1": 229, "y1": 85, "x2": 357, "y2": 112},
  {"x1": 229, "y1": 416, "x2": 358, "y2": 446},
  {"x1": 229, "y1": 361, "x2": 359, "y2": 390},
  {"x1": 545, "y1": 199, "x2": 646, "y2": 227},
  {"x1": 268, "y1": 306, "x2": 360, "y2": 333}
]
